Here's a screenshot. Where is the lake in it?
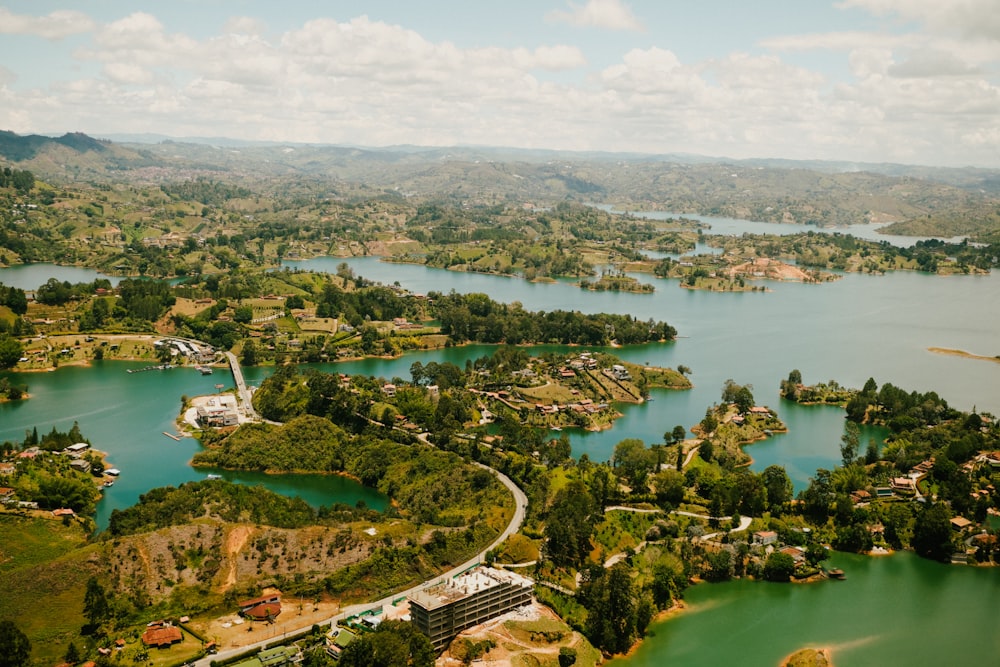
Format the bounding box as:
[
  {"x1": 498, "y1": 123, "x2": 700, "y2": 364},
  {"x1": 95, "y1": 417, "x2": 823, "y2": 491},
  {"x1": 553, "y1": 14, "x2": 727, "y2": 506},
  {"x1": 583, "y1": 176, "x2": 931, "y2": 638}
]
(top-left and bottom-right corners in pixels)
[
  {"x1": 611, "y1": 551, "x2": 1000, "y2": 667},
  {"x1": 3, "y1": 231, "x2": 999, "y2": 665},
  {"x1": 0, "y1": 361, "x2": 388, "y2": 529}
]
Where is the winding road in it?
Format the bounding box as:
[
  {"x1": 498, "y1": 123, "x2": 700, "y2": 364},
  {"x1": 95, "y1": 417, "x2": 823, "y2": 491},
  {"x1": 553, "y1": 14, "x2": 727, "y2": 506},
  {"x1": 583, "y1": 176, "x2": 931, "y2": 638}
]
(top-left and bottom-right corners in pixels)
[{"x1": 192, "y1": 404, "x2": 528, "y2": 667}]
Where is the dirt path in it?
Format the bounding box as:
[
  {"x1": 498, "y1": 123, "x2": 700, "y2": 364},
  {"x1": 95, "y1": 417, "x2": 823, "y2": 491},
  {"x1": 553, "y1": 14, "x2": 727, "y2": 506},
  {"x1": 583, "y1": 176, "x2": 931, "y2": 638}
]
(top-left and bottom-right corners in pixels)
[{"x1": 222, "y1": 525, "x2": 254, "y2": 590}]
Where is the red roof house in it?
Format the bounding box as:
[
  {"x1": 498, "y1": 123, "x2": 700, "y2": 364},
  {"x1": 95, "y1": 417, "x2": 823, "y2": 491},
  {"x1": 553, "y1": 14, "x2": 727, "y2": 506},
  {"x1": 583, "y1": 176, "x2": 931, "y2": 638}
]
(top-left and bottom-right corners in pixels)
[
  {"x1": 238, "y1": 593, "x2": 282, "y2": 621},
  {"x1": 141, "y1": 626, "x2": 183, "y2": 648}
]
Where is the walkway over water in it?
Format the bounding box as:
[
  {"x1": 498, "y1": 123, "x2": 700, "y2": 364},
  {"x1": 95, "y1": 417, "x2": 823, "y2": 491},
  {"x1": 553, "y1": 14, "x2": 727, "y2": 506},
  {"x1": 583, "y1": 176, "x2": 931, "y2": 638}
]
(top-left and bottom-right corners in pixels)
[{"x1": 224, "y1": 351, "x2": 259, "y2": 422}]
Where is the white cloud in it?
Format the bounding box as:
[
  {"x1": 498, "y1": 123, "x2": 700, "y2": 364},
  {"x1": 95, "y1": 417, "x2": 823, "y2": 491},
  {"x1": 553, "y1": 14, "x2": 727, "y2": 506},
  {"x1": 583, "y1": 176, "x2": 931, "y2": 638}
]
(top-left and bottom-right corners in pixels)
[
  {"x1": 837, "y1": 0, "x2": 1000, "y2": 41},
  {"x1": 547, "y1": 0, "x2": 644, "y2": 32},
  {"x1": 760, "y1": 30, "x2": 915, "y2": 52},
  {"x1": 887, "y1": 49, "x2": 981, "y2": 78},
  {"x1": 0, "y1": 8, "x2": 95, "y2": 39},
  {"x1": 2, "y1": 7, "x2": 998, "y2": 167},
  {"x1": 103, "y1": 62, "x2": 154, "y2": 85}
]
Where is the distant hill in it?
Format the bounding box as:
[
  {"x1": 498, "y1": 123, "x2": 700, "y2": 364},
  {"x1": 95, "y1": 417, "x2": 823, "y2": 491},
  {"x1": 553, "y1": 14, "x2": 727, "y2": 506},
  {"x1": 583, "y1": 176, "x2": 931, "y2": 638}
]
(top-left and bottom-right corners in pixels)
[
  {"x1": 0, "y1": 130, "x2": 111, "y2": 161},
  {"x1": 3, "y1": 129, "x2": 1000, "y2": 236}
]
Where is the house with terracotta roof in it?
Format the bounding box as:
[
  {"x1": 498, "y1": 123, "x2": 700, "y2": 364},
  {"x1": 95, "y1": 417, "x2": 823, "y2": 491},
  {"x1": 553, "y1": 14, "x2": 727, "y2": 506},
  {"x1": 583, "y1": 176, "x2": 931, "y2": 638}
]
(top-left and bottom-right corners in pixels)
[
  {"x1": 141, "y1": 625, "x2": 183, "y2": 648},
  {"x1": 891, "y1": 477, "x2": 916, "y2": 494},
  {"x1": 752, "y1": 530, "x2": 778, "y2": 546},
  {"x1": 239, "y1": 593, "x2": 282, "y2": 622}
]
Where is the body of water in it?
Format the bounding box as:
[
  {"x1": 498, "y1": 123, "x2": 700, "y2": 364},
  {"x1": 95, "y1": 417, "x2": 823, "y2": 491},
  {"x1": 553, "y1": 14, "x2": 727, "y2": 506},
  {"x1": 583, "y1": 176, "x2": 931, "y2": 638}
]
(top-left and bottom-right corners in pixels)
[
  {"x1": 0, "y1": 263, "x2": 124, "y2": 290},
  {"x1": 598, "y1": 207, "x2": 966, "y2": 247},
  {"x1": 0, "y1": 361, "x2": 387, "y2": 529},
  {"x1": 3, "y1": 220, "x2": 999, "y2": 662},
  {"x1": 613, "y1": 551, "x2": 1000, "y2": 667}
]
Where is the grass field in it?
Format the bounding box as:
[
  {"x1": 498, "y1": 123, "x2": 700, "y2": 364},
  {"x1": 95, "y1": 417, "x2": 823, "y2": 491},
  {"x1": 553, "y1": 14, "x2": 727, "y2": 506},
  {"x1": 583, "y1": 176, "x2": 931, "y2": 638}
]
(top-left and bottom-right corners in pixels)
[{"x1": 0, "y1": 514, "x2": 98, "y2": 666}]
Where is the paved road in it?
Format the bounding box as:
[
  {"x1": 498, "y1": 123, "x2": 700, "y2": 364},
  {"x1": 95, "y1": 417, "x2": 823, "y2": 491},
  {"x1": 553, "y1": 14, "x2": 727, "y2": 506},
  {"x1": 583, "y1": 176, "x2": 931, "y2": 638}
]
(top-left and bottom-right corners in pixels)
[
  {"x1": 604, "y1": 505, "x2": 661, "y2": 514},
  {"x1": 193, "y1": 442, "x2": 528, "y2": 667},
  {"x1": 672, "y1": 510, "x2": 753, "y2": 541},
  {"x1": 224, "y1": 351, "x2": 259, "y2": 422}
]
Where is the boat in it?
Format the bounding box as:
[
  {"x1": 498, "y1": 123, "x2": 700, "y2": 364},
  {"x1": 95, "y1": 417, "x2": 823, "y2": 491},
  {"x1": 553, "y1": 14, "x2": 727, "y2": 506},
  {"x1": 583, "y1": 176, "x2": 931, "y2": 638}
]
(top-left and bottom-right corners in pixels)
[
  {"x1": 828, "y1": 568, "x2": 846, "y2": 580},
  {"x1": 105, "y1": 468, "x2": 121, "y2": 476},
  {"x1": 198, "y1": 365, "x2": 214, "y2": 375},
  {"x1": 206, "y1": 474, "x2": 223, "y2": 480},
  {"x1": 103, "y1": 480, "x2": 113, "y2": 488}
]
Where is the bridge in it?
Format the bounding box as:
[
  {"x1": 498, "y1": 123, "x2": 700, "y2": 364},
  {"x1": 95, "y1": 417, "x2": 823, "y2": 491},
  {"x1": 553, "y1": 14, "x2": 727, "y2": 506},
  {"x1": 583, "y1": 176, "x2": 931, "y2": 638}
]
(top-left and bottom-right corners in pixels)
[{"x1": 224, "y1": 351, "x2": 259, "y2": 422}]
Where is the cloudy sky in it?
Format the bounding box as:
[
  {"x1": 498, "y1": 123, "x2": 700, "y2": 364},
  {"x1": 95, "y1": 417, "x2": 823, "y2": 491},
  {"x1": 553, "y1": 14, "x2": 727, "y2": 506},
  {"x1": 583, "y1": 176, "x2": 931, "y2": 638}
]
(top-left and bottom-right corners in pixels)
[{"x1": 1, "y1": 0, "x2": 999, "y2": 167}]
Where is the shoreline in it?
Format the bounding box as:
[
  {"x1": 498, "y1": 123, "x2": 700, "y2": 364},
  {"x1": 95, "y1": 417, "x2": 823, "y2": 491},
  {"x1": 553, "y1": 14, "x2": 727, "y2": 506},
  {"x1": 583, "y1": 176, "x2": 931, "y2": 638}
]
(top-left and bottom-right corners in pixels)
[
  {"x1": 9, "y1": 334, "x2": 677, "y2": 374},
  {"x1": 618, "y1": 601, "x2": 688, "y2": 659},
  {"x1": 780, "y1": 647, "x2": 834, "y2": 667},
  {"x1": 928, "y1": 347, "x2": 1000, "y2": 365}
]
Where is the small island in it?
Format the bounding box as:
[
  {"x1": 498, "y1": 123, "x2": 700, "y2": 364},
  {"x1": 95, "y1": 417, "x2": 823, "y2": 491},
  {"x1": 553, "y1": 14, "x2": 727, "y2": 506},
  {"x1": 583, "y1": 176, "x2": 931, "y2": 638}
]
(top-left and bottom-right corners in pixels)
[
  {"x1": 578, "y1": 274, "x2": 655, "y2": 293},
  {"x1": 782, "y1": 647, "x2": 833, "y2": 667}
]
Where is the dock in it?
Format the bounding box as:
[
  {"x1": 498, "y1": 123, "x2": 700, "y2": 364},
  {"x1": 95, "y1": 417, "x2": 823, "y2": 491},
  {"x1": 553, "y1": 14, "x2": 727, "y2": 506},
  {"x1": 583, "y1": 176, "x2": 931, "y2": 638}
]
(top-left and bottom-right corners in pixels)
[
  {"x1": 162, "y1": 432, "x2": 181, "y2": 441},
  {"x1": 127, "y1": 364, "x2": 174, "y2": 374}
]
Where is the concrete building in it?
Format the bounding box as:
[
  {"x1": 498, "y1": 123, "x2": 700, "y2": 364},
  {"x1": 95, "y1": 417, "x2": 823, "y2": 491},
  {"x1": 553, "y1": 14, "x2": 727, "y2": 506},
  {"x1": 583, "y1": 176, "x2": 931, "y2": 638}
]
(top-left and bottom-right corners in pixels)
[
  {"x1": 197, "y1": 395, "x2": 240, "y2": 427},
  {"x1": 409, "y1": 567, "x2": 533, "y2": 651}
]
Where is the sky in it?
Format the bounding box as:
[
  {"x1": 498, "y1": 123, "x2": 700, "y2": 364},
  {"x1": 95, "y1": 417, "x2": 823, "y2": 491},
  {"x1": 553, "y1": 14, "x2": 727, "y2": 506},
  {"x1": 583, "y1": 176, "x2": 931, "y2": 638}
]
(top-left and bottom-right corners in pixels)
[{"x1": 1, "y1": 0, "x2": 999, "y2": 168}]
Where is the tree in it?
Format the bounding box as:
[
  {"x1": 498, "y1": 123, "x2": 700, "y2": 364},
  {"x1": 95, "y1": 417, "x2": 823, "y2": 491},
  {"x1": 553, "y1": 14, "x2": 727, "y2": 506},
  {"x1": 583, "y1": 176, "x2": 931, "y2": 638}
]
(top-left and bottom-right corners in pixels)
[
  {"x1": 233, "y1": 305, "x2": 253, "y2": 323},
  {"x1": 0, "y1": 620, "x2": 31, "y2": 667},
  {"x1": 241, "y1": 340, "x2": 258, "y2": 366},
  {"x1": 654, "y1": 469, "x2": 685, "y2": 507},
  {"x1": 0, "y1": 333, "x2": 23, "y2": 370},
  {"x1": 338, "y1": 620, "x2": 433, "y2": 667},
  {"x1": 805, "y1": 542, "x2": 828, "y2": 567},
  {"x1": 705, "y1": 548, "x2": 733, "y2": 581},
  {"x1": 721, "y1": 379, "x2": 754, "y2": 413},
  {"x1": 700, "y1": 407, "x2": 718, "y2": 434},
  {"x1": 584, "y1": 563, "x2": 637, "y2": 655},
  {"x1": 545, "y1": 480, "x2": 596, "y2": 567},
  {"x1": 558, "y1": 646, "x2": 577, "y2": 667},
  {"x1": 763, "y1": 551, "x2": 796, "y2": 582},
  {"x1": 83, "y1": 576, "x2": 110, "y2": 632},
  {"x1": 734, "y1": 386, "x2": 755, "y2": 415},
  {"x1": 761, "y1": 465, "x2": 792, "y2": 513},
  {"x1": 780, "y1": 369, "x2": 802, "y2": 399},
  {"x1": 613, "y1": 438, "x2": 653, "y2": 490},
  {"x1": 65, "y1": 642, "x2": 81, "y2": 664},
  {"x1": 912, "y1": 503, "x2": 954, "y2": 562},
  {"x1": 840, "y1": 421, "x2": 860, "y2": 467},
  {"x1": 801, "y1": 469, "x2": 834, "y2": 522}
]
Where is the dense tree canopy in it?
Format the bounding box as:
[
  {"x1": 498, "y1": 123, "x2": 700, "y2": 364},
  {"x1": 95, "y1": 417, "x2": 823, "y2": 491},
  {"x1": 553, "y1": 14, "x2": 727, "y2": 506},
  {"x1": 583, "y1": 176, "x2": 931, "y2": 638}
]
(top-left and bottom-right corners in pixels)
[
  {"x1": 0, "y1": 620, "x2": 31, "y2": 667},
  {"x1": 0, "y1": 333, "x2": 23, "y2": 369},
  {"x1": 544, "y1": 480, "x2": 596, "y2": 568},
  {"x1": 337, "y1": 620, "x2": 434, "y2": 667}
]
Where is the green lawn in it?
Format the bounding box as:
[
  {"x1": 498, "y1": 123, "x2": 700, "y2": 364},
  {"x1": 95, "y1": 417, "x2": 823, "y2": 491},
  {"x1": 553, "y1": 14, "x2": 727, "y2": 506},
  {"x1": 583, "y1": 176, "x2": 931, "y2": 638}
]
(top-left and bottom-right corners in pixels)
[{"x1": 0, "y1": 514, "x2": 99, "y2": 666}]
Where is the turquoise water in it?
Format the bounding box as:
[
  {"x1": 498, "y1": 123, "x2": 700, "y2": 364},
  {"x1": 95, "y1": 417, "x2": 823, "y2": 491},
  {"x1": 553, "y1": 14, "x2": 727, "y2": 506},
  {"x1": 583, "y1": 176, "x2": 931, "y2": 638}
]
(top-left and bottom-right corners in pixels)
[
  {"x1": 0, "y1": 361, "x2": 387, "y2": 529},
  {"x1": 4, "y1": 242, "x2": 1000, "y2": 665}
]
